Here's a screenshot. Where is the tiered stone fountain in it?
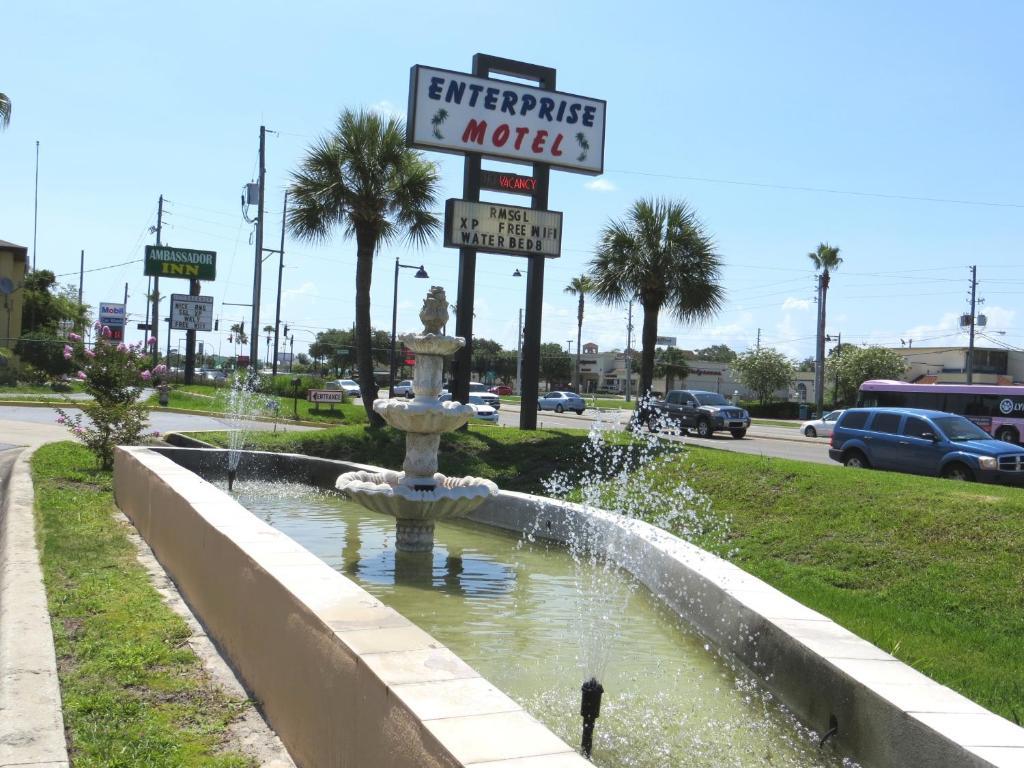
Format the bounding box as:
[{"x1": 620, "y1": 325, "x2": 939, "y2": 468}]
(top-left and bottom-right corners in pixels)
[{"x1": 335, "y1": 287, "x2": 498, "y2": 552}]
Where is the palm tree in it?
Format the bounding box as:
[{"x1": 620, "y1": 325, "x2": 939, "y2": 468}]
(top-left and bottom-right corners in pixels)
[
  {"x1": 563, "y1": 275, "x2": 592, "y2": 393},
  {"x1": 807, "y1": 242, "x2": 842, "y2": 416},
  {"x1": 590, "y1": 198, "x2": 723, "y2": 397},
  {"x1": 229, "y1": 322, "x2": 248, "y2": 351},
  {"x1": 288, "y1": 109, "x2": 440, "y2": 426},
  {"x1": 0, "y1": 93, "x2": 10, "y2": 130},
  {"x1": 653, "y1": 346, "x2": 691, "y2": 391}
]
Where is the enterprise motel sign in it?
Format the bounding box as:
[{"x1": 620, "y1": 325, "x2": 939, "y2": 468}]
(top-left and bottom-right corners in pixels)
[
  {"x1": 408, "y1": 65, "x2": 606, "y2": 175},
  {"x1": 444, "y1": 199, "x2": 562, "y2": 258},
  {"x1": 144, "y1": 245, "x2": 217, "y2": 281}
]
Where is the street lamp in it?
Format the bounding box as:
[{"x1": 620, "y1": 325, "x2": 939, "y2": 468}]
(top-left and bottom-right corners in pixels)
[
  {"x1": 389, "y1": 258, "x2": 429, "y2": 397},
  {"x1": 513, "y1": 268, "x2": 525, "y2": 395}
]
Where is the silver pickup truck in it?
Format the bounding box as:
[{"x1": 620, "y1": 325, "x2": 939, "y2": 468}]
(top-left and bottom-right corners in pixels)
[{"x1": 641, "y1": 389, "x2": 751, "y2": 439}]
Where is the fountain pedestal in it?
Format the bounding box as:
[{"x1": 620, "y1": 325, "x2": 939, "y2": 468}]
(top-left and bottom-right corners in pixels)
[{"x1": 336, "y1": 287, "x2": 498, "y2": 552}]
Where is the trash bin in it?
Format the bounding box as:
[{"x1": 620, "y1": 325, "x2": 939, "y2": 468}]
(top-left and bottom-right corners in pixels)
[{"x1": 798, "y1": 404, "x2": 809, "y2": 420}]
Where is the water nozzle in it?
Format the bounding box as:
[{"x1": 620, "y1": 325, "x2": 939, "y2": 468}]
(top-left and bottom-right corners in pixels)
[
  {"x1": 579, "y1": 677, "x2": 604, "y2": 759},
  {"x1": 227, "y1": 467, "x2": 237, "y2": 492}
]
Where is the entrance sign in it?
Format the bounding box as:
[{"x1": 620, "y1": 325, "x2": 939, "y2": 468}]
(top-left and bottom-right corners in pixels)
[
  {"x1": 307, "y1": 389, "x2": 344, "y2": 404},
  {"x1": 170, "y1": 294, "x2": 213, "y2": 331},
  {"x1": 145, "y1": 246, "x2": 217, "y2": 281},
  {"x1": 480, "y1": 169, "x2": 537, "y2": 195},
  {"x1": 408, "y1": 65, "x2": 606, "y2": 175},
  {"x1": 444, "y1": 199, "x2": 562, "y2": 258},
  {"x1": 655, "y1": 336, "x2": 677, "y2": 346},
  {"x1": 99, "y1": 302, "x2": 126, "y2": 341}
]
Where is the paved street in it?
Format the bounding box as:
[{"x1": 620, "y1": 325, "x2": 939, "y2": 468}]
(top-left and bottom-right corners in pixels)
[
  {"x1": 0, "y1": 402, "x2": 833, "y2": 465},
  {"x1": 491, "y1": 402, "x2": 834, "y2": 465}
]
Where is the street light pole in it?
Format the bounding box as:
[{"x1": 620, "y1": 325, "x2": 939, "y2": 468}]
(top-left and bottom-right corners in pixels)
[{"x1": 389, "y1": 258, "x2": 429, "y2": 397}]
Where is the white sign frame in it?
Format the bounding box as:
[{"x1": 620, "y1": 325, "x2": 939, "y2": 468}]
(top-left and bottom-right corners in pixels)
[
  {"x1": 170, "y1": 294, "x2": 213, "y2": 332},
  {"x1": 444, "y1": 199, "x2": 562, "y2": 258},
  {"x1": 98, "y1": 302, "x2": 126, "y2": 328},
  {"x1": 307, "y1": 389, "x2": 345, "y2": 404},
  {"x1": 408, "y1": 65, "x2": 606, "y2": 175}
]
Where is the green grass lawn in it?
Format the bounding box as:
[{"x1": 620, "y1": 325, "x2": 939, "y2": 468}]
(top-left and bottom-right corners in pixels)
[
  {"x1": 153, "y1": 385, "x2": 367, "y2": 425},
  {"x1": 753, "y1": 418, "x2": 800, "y2": 429},
  {"x1": 192, "y1": 424, "x2": 1024, "y2": 723},
  {"x1": 32, "y1": 442, "x2": 254, "y2": 767}
]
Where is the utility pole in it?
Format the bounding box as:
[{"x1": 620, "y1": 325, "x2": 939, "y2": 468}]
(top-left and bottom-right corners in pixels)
[
  {"x1": 967, "y1": 265, "x2": 977, "y2": 384},
  {"x1": 78, "y1": 250, "x2": 84, "y2": 305},
  {"x1": 515, "y1": 308, "x2": 523, "y2": 395},
  {"x1": 272, "y1": 191, "x2": 288, "y2": 376},
  {"x1": 624, "y1": 300, "x2": 634, "y2": 402},
  {"x1": 814, "y1": 273, "x2": 826, "y2": 418},
  {"x1": 250, "y1": 125, "x2": 267, "y2": 370},
  {"x1": 151, "y1": 194, "x2": 163, "y2": 366},
  {"x1": 756, "y1": 327, "x2": 761, "y2": 352},
  {"x1": 32, "y1": 141, "x2": 39, "y2": 272}
]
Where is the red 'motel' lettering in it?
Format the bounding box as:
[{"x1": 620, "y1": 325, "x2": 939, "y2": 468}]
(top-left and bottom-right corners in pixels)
[{"x1": 462, "y1": 119, "x2": 487, "y2": 145}]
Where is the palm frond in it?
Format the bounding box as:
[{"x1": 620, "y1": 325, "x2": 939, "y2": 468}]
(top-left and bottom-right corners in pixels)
[{"x1": 0, "y1": 93, "x2": 9, "y2": 129}]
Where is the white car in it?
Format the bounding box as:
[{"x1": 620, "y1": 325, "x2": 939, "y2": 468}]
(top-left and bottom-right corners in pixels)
[
  {"x1": 801, "y1": 409, "x2": 845, "y2": 438},
  {"x1": 324, "y1": 379, "x2": 361, "y2": 398},
  {"x1": 466, "y1": 394, "x2": 499, "y2": 422},
  {"x1": 393, "y1": 379, "x2": 414, "y2": 398}
]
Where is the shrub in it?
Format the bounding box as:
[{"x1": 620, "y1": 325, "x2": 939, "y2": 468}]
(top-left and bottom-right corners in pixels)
[{"x1": 56, "y1": 327, "x2": 158, "y2": 469}]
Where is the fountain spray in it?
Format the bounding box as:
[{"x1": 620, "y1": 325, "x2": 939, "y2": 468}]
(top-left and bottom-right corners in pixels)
[
  {"x1": 227, "y1": 467, "x2": 237, "y2": 492},
  {"x1": 579, "y1": 676, "x2": 604, "y2": 759}
]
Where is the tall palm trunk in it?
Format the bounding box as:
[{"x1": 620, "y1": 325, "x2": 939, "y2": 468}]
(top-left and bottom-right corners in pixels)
[
  {"x1": 815, "y1": 269, "x2": 829, "y2": 416},
  {"x1": 354, "y1": 230, "x2": 384, "y2": 427},
  {"x1": 574, "y1": 293, "x2": 584, "y2": 392},
  {"x1": 639, "y1": 299, "x2": 659, "y2": 395}
]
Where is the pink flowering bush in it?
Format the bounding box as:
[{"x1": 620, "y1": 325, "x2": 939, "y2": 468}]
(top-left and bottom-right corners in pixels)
[{"x1": 56, "y1": 332, "x2": 156, "y2": 468}]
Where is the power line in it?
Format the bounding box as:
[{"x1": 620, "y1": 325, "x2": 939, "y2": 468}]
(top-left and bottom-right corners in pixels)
[{"x1": 605, "y1": 168, "x2": 1024, "y2": 210}]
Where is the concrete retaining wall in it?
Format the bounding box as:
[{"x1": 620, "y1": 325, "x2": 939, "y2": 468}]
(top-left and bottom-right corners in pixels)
[
  {"x1": 134, "y1": 447, "x2": 1024, "y2": 768},
  {"x1": 114, "y1": 446, "x2": 588, "y2": 768}
]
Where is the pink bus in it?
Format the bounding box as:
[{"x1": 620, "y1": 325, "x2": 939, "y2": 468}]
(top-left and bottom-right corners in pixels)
[{"x1": 857, "y1": 379, "x2": 1024, "y2": 444}]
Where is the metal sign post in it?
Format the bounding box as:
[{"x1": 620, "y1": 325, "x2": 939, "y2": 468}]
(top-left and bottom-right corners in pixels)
[{"x1": 408, "y1": 53, "x2": 605, "y2": 429}]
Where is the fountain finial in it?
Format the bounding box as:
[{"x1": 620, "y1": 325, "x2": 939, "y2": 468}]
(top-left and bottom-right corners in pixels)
[{"x1": 419, "y1": 286, "x2": 448, "y2": 334}]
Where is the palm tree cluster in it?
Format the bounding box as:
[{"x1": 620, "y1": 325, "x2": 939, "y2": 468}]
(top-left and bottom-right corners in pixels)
[
  {"x1": 589, "y1": 198, "x2": 724, "y2": 396},
  {"x1": 288, "y1": 109, "x2": 439, "y2": 425}
]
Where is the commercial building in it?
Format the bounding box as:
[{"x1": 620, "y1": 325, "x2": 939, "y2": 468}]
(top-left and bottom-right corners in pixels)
[{"x1": 0, "y1": 240, "x2": 28, "y2": 349}]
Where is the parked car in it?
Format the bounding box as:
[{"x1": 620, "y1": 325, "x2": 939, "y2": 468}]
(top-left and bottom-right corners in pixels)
[
  {"x1": 437, "y1": 393, "x2": 499, "y2": 422},
  {"x1": 201, "y1": 369, "x2": 226, "y2": 383},
  {"x1": 640, "y1": 390, "x2": 750, "y2": 439},
  {"x1": 801, "y1": 409, "x2": 845, "y2": 438},
  {"x1": 468, "y1": 382, "x2": 500, "y2": 409},
  {"x1": 393, "y1": 379, "x2": 414, "y2": 398},
  {"x1": 324, "y1": 379, "x2": 361, "y2": 397},
  {"x1": 489, "y1": 384, "x2": 513, "y2": 396},
  {"x1": 538, "y1": 391, "x2": 586, "y2": 414},
  {"x1": 466, "y1": 395, "x2": 499, "y2": 422},
  {"x1": 828, "y1": 407, "x2": 1024, "y2": 484}
]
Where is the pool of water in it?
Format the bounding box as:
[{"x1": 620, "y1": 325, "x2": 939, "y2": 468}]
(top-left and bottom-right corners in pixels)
[{"x1": 235, "y1": 481, "x2": 855, "y2": 768}]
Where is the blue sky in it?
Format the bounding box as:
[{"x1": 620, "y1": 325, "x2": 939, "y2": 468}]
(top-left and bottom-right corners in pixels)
[{"x1": 2, "y1": 1, "x2": 1023, "y2": 363}]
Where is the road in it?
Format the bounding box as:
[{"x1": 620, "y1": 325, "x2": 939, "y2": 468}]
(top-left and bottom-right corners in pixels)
[
  {"x1": 0, "y1": 401, "x2": 833, "y2": 465},
  {"x1": 491, "y1": 403, "x2": 834, "y2": 465}
]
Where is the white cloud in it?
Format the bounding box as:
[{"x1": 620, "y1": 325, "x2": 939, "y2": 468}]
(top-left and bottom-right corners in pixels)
[
  {"x1": 781, "y1": 297, "x2": 812, "y2": 311},
  {"x1": 369, "y1": 100, "x2": 404, "y2": 120},
  {"x1": 584, "y1": 178, "x2": 616, "y2": 193}
]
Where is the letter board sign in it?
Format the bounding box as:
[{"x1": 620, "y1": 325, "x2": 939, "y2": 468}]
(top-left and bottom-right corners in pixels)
[
  {"x1": 444, "y1": 199, "x2": 562, "y2": 258},
  {"x1": 408, "y1": 65, "x2": 606, "y2": 175},
  {"x1": 170, "y1": 294, "x2": 213, "y2": 331}
]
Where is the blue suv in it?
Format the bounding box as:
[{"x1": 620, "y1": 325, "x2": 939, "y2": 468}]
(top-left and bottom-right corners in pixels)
[{"x1": 829, "y1": 407, "x2": 1024, "y2": 484}]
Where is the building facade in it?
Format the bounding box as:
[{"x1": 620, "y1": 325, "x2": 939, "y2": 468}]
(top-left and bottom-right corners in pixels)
[{"x1": 0, "y1": 240, "x2": 28, "y2": 349}]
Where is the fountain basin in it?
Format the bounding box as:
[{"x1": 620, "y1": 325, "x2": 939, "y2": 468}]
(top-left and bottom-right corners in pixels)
[
  {"x1": 133, "y1": 445, "x2": 1024, "y2": 768},
  {"x1": 400, "y1": 331, "x2": 464, "y2": 357},
  {"x1": 373, "y1": 397, "x2": 473, "y2": 433}
]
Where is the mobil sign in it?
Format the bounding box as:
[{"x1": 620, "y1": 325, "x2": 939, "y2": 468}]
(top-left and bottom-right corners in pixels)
[
  {"x1": 99, "y1": 302, "x2": 126, "y2": 340},
  {"x1": 408, "y1": 65, "x2": 606, "y2": 174}
]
